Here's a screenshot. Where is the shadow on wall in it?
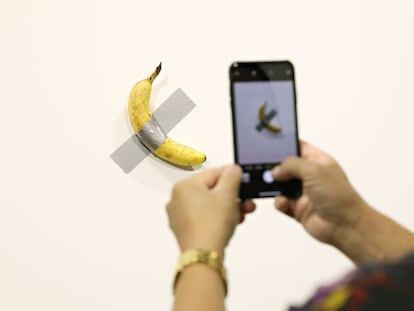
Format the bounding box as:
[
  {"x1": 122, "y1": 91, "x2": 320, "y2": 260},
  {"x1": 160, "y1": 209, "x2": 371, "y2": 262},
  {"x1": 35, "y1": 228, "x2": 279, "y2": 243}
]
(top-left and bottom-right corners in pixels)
[{"x1": 111, "y1": 72, "x2": 211, "y2": 195}]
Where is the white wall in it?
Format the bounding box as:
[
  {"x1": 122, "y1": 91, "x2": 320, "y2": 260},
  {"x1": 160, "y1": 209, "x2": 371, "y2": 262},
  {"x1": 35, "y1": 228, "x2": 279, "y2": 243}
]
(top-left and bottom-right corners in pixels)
[{"x1": 1, "y1": 1, "x2": 414, "y2": 310}]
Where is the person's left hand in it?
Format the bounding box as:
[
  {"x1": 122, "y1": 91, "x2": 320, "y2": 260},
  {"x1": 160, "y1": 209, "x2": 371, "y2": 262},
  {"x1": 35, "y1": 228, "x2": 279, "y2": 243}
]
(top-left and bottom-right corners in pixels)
[{"x1": 167, "y1": 165, "x2": 256, "y2": 256}]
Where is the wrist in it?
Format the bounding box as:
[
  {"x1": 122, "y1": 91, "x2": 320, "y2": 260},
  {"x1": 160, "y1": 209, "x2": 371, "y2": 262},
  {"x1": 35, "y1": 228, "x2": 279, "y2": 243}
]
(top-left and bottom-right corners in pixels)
[
  {"x1": 179, "y1": 234, "x2": 226, "y2": 258},
  {"x1": 330, "y1": 200, "x2": 379, "y2": 264},
  {"x1": 330, "y1": 199, "x2": 371, "y2": 249},
  {"x1": 180, "y1": 241, "x2": 226, "y2": 259},
  {"x1": 173, "y1": 248, "x2": 228, "y2": 296}
]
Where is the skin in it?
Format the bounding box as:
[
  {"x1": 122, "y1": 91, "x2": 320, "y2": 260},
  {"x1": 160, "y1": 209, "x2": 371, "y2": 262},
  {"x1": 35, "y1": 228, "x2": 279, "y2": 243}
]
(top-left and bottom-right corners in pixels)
[
  {"x1": 167, "y1": 141, "x2": 414, "y2": 311},
  {"x1": 167, "y1": 165, "x2": 255, "y2": 311},
  {"x1": 272, "y1": 140, "x2": 363, "y2": 245},
  {"x1": 273, "y1": 141, "x2": 414, "y2": 265}
]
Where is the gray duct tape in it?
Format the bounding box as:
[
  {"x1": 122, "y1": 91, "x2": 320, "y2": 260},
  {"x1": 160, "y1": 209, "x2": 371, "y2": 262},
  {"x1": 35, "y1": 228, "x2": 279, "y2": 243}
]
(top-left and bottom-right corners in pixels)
[
  {"x1": 135, "y1": 118, "x2": 167, "y2": 152},
  {"x1": 110, "y1": 88, "x2": 196, "y2": 173}
]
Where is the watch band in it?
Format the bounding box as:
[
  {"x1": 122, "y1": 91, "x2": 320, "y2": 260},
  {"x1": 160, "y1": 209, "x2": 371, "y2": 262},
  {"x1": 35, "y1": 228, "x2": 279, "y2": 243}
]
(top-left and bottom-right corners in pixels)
[{"x1": 173, "y1": 249, "x2": 228, "y2": 296}]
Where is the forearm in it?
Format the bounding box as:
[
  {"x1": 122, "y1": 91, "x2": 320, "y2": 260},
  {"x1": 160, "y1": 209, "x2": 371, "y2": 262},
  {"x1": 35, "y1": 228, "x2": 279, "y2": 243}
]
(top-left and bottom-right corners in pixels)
[
  {"x1": 173, "y1": 264, "x2": 226, "y2": 311},
  {"x1": 332, "y1": 202, "x2": 414, "y2": 265}
]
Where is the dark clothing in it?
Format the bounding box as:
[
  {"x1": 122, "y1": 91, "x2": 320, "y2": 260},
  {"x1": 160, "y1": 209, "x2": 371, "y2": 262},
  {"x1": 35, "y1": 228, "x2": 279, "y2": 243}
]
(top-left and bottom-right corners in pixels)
[{"x1": 290, "y1": 253, "x2": 414, "y2": 311}]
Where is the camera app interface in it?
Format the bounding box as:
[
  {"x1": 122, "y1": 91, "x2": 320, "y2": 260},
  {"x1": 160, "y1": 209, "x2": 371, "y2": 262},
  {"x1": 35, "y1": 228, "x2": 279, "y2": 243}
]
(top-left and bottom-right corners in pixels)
[{"x1": 234, "y1": 80, "x2": 298, "y2": 166}]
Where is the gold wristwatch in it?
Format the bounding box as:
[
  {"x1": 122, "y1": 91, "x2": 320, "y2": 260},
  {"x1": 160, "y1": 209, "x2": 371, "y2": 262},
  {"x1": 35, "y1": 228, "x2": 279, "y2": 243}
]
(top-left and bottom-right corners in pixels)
[{"x1": 173, "y1": 249, "x2": 227, "y2": 296}]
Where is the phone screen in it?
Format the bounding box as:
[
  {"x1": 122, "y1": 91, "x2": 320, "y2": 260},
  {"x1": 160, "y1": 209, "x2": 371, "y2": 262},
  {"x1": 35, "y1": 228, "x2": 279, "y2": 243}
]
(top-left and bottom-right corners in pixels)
[{"x1": 230, "y1": 61, "x2": 301, "y2": 199}]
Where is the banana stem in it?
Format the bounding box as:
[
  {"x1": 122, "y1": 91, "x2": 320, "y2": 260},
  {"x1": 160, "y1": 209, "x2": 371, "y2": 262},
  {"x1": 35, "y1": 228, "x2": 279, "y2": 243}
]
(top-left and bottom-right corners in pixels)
[{"x1": 149, "y1": 62, "x2": 162, "y2": 82}]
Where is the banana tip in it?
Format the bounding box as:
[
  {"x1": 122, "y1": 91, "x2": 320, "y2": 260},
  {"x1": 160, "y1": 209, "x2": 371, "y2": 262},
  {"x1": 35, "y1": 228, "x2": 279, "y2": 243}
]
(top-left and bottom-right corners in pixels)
[
  {"x1": 156, "y1": 62, "x2": 162, "y2": 74},
  {"x1": 149, "y1": 62, "x2": 162, "y2": 82}
]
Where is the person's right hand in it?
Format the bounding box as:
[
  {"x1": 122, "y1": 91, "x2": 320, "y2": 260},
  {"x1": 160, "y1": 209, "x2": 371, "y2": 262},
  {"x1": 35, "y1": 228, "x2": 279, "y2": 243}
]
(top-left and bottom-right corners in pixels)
[{"x1": 272, "y1": 141, "x2": 368, "y2": 245}]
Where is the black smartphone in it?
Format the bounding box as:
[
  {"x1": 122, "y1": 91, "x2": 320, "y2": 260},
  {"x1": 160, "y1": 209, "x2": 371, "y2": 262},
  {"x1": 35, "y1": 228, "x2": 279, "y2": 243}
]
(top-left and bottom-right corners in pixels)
[{"x1": 229, "y1": 61, "x2": 302, "y2": 199}]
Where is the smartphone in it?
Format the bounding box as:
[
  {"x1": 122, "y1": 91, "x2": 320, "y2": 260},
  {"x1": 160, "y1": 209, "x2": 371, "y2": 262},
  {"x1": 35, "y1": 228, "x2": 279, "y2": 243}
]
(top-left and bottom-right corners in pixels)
[{"x1": 229, "y1": 61, "x2": 302, "y2": 199}]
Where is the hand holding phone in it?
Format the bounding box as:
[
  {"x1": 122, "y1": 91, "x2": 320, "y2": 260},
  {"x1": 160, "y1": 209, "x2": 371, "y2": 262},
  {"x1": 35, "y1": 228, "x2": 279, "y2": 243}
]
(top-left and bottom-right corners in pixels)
[{"x1": 229, "y1": 61, "x2": 302, "y2": 199}]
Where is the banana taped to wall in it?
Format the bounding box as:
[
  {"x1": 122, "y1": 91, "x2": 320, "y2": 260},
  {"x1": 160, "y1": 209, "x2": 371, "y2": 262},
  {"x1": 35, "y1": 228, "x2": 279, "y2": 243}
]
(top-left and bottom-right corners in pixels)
[{"x1": 128, "y1": 63, "x2": 206, "y2": 167}]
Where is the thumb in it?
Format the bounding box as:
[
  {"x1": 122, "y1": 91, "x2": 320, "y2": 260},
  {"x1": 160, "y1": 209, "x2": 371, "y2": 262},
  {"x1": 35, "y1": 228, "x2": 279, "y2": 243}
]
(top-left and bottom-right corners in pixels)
[
  {"x1": 214, "y1": 164, "x2": 242, "y2": 196},
  {"x1": 272, "y1": 157, "x2": 309, "y2": 181}
]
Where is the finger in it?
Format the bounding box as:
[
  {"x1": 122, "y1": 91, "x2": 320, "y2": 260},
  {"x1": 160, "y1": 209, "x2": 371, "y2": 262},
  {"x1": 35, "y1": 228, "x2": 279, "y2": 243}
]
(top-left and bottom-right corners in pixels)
[
  {"x1": 300, "y1": 140, "x2": 334, "y2": 164},
  {"x1": 299, "y1": 140, "x2": 313, "y2": 158},
  {"x1": 193, "y1": 166, "x2": 226, "y2": 188},
  {"x1": 292, "y1": 195, "x2": 311, "y2": 223},
  {"x1": 274, "y1": 196, "x2": 290, "y2": 215},
  {"x1": 272, "y1": 157, "x2": 310, "y2": 181},
  {"x1": 240, "y1": 200, "x2": 256, "y2": 214},
  {"x1": 214, "y1": 165, "x2": 242, "y2": 197},
  {"x1": 285, "y1": 205, "x2": 295, "y2": 218}
]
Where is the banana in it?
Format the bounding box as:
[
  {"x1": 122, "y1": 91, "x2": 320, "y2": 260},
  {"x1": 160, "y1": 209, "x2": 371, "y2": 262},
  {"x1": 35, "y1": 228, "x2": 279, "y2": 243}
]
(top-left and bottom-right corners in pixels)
[
  {"x1": 128, "y1": 63, "x2": 206, "y2": 167},
  {"x1": 258, "y1": 103, "x2": 281, "y2": 132},
  {"x1": 128, "y1": 63, "x2": 161, "y2": 132}
]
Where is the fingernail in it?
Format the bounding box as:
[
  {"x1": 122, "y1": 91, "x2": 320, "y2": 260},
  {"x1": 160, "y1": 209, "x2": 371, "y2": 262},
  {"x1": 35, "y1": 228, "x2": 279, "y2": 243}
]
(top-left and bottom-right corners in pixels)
[
  {"x1": 272, "y1": 166, "x2": 280, "y2": 177},
  {"x1": 228, "y1": 164, "x2": 242, "y2": 175}
]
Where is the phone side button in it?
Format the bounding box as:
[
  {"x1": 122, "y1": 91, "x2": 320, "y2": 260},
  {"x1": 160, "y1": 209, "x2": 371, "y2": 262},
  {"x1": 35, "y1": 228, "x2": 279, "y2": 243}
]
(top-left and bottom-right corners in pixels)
[{"x1": 262, "y1": 170, "x2": 274, "y2": 184}]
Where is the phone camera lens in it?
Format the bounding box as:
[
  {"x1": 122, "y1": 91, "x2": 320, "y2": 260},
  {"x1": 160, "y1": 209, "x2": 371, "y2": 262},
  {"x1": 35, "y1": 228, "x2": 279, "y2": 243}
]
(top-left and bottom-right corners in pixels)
[
  {"x1": 285, "y1": 69, "x2": 292, "y2": 76},
  {"x1": 251, "y1": 69, "x2": 257, "y2": 76},
  {"x1": 268, "y1": 69, "x2": 274, "y2": 75}
]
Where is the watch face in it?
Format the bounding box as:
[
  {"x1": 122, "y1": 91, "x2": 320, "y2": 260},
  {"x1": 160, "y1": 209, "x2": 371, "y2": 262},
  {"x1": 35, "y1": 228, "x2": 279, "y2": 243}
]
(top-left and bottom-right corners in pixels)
[
  {"x1": 174, "y1": 249, "x2": 227, "y2": 295},
  {"x1": 180, "y1": 249, "x2": 220, "y2": 266}
]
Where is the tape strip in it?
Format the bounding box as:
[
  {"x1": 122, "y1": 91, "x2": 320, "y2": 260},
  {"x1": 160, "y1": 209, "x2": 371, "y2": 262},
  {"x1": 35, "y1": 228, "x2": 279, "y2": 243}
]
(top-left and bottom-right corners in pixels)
[
  {"x1": 136, "y1": 118, "x2": 167, "y2": 152},
  {"x1": 110, "y1": 88, "x2": 196, "y2": 173},
  {"x1": 110, "y1": 135, "x2": 150, "y2": 173}
]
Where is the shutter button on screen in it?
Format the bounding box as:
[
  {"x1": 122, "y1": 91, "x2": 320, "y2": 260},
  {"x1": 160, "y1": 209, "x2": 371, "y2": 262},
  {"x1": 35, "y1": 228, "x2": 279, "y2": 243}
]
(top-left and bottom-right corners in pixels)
[{"x1": 262, "y1": 170, "x2": 274, "y2": 184}]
